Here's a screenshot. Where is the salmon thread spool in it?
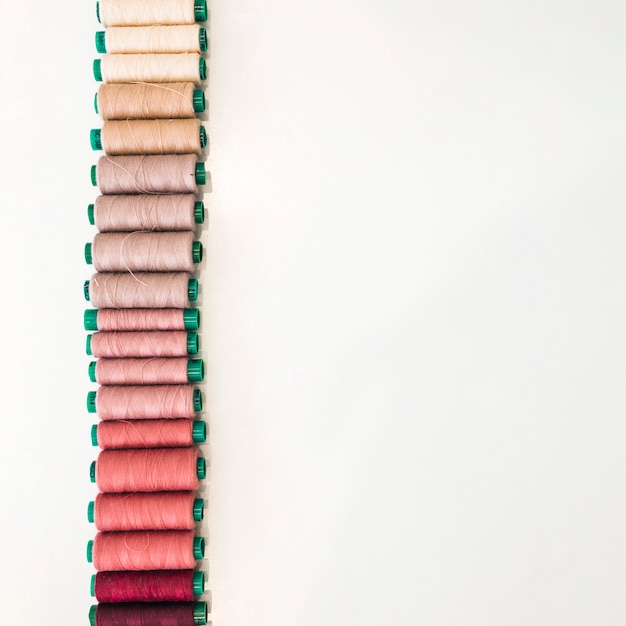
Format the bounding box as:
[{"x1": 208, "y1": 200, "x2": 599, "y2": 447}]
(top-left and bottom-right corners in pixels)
[
  {"x1": 97, "y1": 0, "x2": 208, "y2": 27},
  {"x1": 84, "y1": 309, "x2": 200, "y2": 332},
  {"x1": 94, "y1": 53, "x2": 206, "y2": 84},
  {"x1": 87, "y1": 330, "x2": 198, "y2": 358},
  {"x1": 88, "y1": 601, "x2": 210, "y2": 626},
  {"x1": 89, "y1": 357, "x2": 204, "y2": 385},
  {"x1": 92, "y1": 419, "x2": 207, "y2": 450},
  {"x1": 96, "y1": 25, "x2": 207, "y2": 54}
]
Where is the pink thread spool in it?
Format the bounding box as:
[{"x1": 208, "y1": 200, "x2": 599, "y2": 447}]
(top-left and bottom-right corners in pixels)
[
  {"x1": 86, "y1": 232, "x2": 202, "y2": 272},
  {"x1": 87, "y1": 384, "x2": 201, "y2": 419},
  {"x1": 85, "y1": 272, "x2": 198, "y2": 309},
  {"x1": 88, "y1": 331, "x2": 198, "y2": 358},
  {"x1": 92, "y1": 447, "x2": 205, "y2": 493},
  {"x1": 89, "y1": 492, "x2": 204, "y2": 531},
  {"x1": 92, "y1": 419, "x2": 206, "y2": 450},
  {"x1": 89, "y1": 357, "x2": 204, "y2": 385},
  {"x1": 84, "y1": 309, "x2": 200, "y2": 332},
  {"x1": 87, "y1": 530, "x2": 205, "y2": 571}
]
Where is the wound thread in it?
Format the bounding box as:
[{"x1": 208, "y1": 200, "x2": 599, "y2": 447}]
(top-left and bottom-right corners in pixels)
[
  {"x1": 84, "y1": 309, "x2": 200, "y2": 332},
  {"x1": 91, "y1": 357, "x2": 203, "y2": 385},
  {"x1": 98, "y1": 0, "x2": 200, "y2": 27},
  {"x1": 89, "y1": 331, "x2": 195, "y2": 358},
  {"x1": 99, "y1": 53, "x2": 204, "y2": 84},
  {"x1": 99, "y1": 25, "x2": 206, "y2": 53},
  {"x1": 94, "y1": 419, "x2": 205, "y2": 450},
  {"x1": 93, "y1": 570, "x2": 204, "y2": 602},
  {"x1": 90, "y1": 601, "x2": 208, "y2": 626}
]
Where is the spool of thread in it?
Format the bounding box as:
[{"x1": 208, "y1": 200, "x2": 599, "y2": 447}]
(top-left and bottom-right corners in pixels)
[
  {"x1": 86, "y1": 232, "x2": 202, "y2": 272},
  {"x1": 97, "y1": 0, "x2": 208, "y2": 27},
  {"x1": 88, "y1": 357, "x2": 204, "y2": 385},
  {"x1": 84, "y1": 309, "x2": 200, "y2": 332},
  {"x1": 88, "y1": 492, "x2": 204, "y2": 531},
  {"x1": 92, "y1": 570, "x2": 205, "y2": 602},
  {"x1": 92, "y1": 419, "x2": 207, "y2": 449},
  {"x1": 91, "y1": 119, "x2": 206, "y2": 156},
  {"x1": 89, "y1": 195, "x2": 204, "y2": 232},
  {"x1": 87, "y1": 384, "x2": 202, "y2": 419},
  {"x1": 96, "y1": 83, "x2": 205, "y2": 120},
  {"x1": 91, "y1": 447, "x2": 206, "y2": 492},
  {"x1": 94, "y1": 54, "x2": 206, "y2": 84},
  {"x1": 85, "y1": 272, "x2": 198, "y2": 309},
  {"x1": 92, "y1": 155, "x2": 205, "y2": 194},
  {"x1": 89, "y1": 602, "x2": 209, "y2": 626},
  {"x1": 87, "y1": 330, "x2": 198, "y2": 357},
  {"x1": 96, "y1": 25, "x2": 207, "y2": 54}
]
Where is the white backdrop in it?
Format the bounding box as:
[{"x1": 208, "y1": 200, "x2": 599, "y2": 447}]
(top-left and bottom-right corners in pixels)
[{"x1": 1, "y1": 1, "x2": 626, "y2": 625}]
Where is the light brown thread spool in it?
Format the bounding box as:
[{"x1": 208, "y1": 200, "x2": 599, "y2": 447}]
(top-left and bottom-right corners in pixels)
[
  {"x1": 100, "y1": 53, "x2": 203, "y2": 84},
  {"x1": 96, "y1": 155, "x2": 199, "y2": 194},
  {"x1": 93, "y1": 195, "x2": 200, "y2": 232},
  {"x1": 95, "y1": 419, "x2": 199, "y2": 450},
  {"x1": 90, "y1": 331, "x2": 191, "y2": 358},
  {"x1": 92, "y1": 309, "x2": 197, "y2": 331},
  {"x1": 99, "y1": 0, "x2": 198, "y2": 27},
  {"x1": 92, "y1": 357, "x2": 198, "y2": 385},
  {"x1": 91, "y1": 232, "x2": 198, "y2": 272},
  {"x1": 103, "y1": 25, "x2": 204, "y2": 53},
  {"x1": 94, "y1": 384, "x2": 199, "y2": 420},
  {"x1": 97, "y1": 83, "x2": 199, "y2": 120},
  {"x1": 99, "y1": 119, "x2": 203, "y2": 156}
]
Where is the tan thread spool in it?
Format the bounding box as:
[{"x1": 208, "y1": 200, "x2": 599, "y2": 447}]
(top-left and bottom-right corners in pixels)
[
  {"x1": 99, "y1": 0, "x2": 199, "y2": 27},
  {"x1": 99, "y1": 119, "x2": 204, "y2": 156},
  {"x1": 93, "y1": 194, "x2": 201, "y2": 232},
  {"x1": 97, "y1": 83, "x2": 200, "y2": 120},
  {"x1": 102, "y1": 25, "x2": 205, "y2": 53},
  {"x1": 100, "y1": 53, "x2": 204, "y2": 84}
]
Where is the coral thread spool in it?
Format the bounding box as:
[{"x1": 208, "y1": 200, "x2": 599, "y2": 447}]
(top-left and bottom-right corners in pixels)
[
  {"x1": 95, "y1": 25, "x2": 208, "y2": 54},
  {"x1": 88, "y1": 601, "x2": 209, "y2": 626},
  {"x1": 89, "y1": 357, "x2": 204, "y2": 385},
  {"x1": 84, "y1": 308, "x2": 200, "y2": 332},
  {"x1": 94, "y1": 53, "x2": 206, "y2": 84},
  {"x1": 92, "y1": 419, "x2": 206, "y2": 449},
  {"x1": 97, "y1": 0, "x2": 208, "y2": 26},
  {"x1": 87, "y1": 330, "x2": 198, "y2": 358}
]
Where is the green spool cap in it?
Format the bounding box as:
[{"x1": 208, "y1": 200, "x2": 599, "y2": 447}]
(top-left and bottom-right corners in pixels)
[
  {"x1": 199, "y1": 126, "x2": 207, "y2": 149},
  {"x1": 90, "y1": 460, "x2": 96, "y2": 483},
  {"x1": 95, "y1": 0, "x2": 100, "y2": 23},
  {"x1": 84, "y1": 279, "x2": 91, "y2": 301},
  {"x1": 194, "y1": 201, "x2": 204, "y2": 224},
  {"x1": 85, "y1": 242, "x2": 93, "y2": 264},
  {"x1": 88, "y1": 361, "x2": 97, "y2": 383},
  {"x1": 187, "y1": 332, "x2": 199, "y2": 355},
  {"x1": 193, "y1": 570, "x2": 205, "y2": 595},
  {"x1": 86, "y1": 540, "x2": 94, "y2": 562},
  {"x1": 194, "y1": 0, "x2": 207, "y2": 23},
  {"x1": 87, "y1": 500, "x2": 95, "y2": 523},
  {"x1": 193, "y1": 536, "x2": 205, "y2": 560},
  {"x1": 199, "y1": 57, "x2": 207, "y2": 81},
  {"x1": 192, "y1": 421, "x2": 206, "y2": 443},
  {"x1": 193, "y1": 388, "x2": 202, "y2": 412},
  {"x1": 90, "y1": 129, "x2": 102, "y2": 151},
  {"x1": 95, "y1": 31, "x2": 106, "y2": 53},
  {"x1": 91, "y1": 164, "x2": 97, "y2": 186},
  {"x1": 199, "y1": 27, "x2": 208, "y2": 52},
  {"x1": 194, "y1": 601, "x2": 208, "y2": 625},
  {"x1": 87, "y1": 203, "x2": 95, "y2": 225},
  {"x1": 195, "y1": 162, "x2": 206, "y2": 186},
  {"x1": 91, "y1": 424, "x2": 98, "y2": 447},
  {"x1": 87, "y1": 391, "x2": 97, "y2": 413},
  {"x1": 193, "y1": 90, "x2": 205, "y2": 113},
  {"x1": 84, "y1": 309, "x2": 99, "y2": 331},
  {"x1": 192, "y1": 241, "x2": 203, "y2": 264},
  {"x1": 89, "y1": 604, "x2": 97, "y2": 626},
  {"x1": 187, "y1": 359, "x2": 204, "y2": 382},
  {"x1": 93, "y1": 59, "x2": 102, "y2": 82},
  {"x1": 183, "y1": 308, "x2": 200, "y2": 330},
  {"x1": 94, "y1": 92, "x2": 99, "y2": 114},
  {"x1": 90, "y1": 574, "x2": 96, "y2": 597},
  {"x1": 188, "y1": 278, "x2": 198, "y2": 302},
  {"x1": 86, "y1": 334, "x2": 93, "y2": 355},
  {"x1": 193, "y1": 498, "x2": 205, "y2": 522},
  {"x1": 197, "y1": 456, "x2": 206, "y2": 480}
]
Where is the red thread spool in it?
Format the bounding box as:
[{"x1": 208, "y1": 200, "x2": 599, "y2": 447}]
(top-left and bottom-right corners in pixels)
[
  {"x1": 94, "y1": 419, "x2": 206, "y2": 450},
  {"x1": 88, "y1": 331, "x2": 197, "y2": 358},
  {"x1": 85, "y1": 309, "x2": 200, "y2": 332},
  {"x1": 89, "y1": 601, "x2": 208, "y2": 626},
  {"x1": 93, "y1": 447, "x2": 204, "y2": 493},
  {"x1": 93, "y1": 570, "x2": 205, "y2": 602},
  {"x1": 90, "y1": 357, "x2": 204, "y2": 385}
]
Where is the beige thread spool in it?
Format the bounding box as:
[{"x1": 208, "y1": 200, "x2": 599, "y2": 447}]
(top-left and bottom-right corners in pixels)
[
  {"x1": 97, "y1": 0, "x2": 205, "y2": 27},
  {"x1": 97, "y1": 25, "x2": 206, "y2": 53},
  {"x1": 95, "y1": 53, "x2": 205, "y2": 84}
]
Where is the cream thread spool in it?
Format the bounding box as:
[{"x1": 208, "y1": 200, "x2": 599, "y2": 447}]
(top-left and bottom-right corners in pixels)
[
  {"x1": 95, "y1": 25, "x2": 208, "y2": 54},
  {"x1": 97, "y1": 0, "x2": 208, "y2": 27},
  {"x1": 94, "y1": 54, "x2": 206, "y2": 85}
]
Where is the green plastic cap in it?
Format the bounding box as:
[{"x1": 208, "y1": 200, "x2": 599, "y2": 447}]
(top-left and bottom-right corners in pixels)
[
  {"x1": 193, "y1": 536, "x2": 205, "y2": 560},
  {"x1": 86, "y1": 540, "x2": 94, "y2": 562},
  {"x1": 95, "y1": 31, "x2": 106, "y2": 53},
  {"x1": 94, "y1": 92, "x2": 99, "y2": 114},
  {"x1": 84, "y1": 279, "x2": 91, "y2": 301},
  {"x1": 199, "y1": 27, "x2": 208, "y2": 52},
  {"x1": 93, "y1": 59, "x2": 102, "y2": 82},
  {"x1": 85, "y1": 242, "x2": 93, "y2": 264},
  {"x1": 194, "y1": 600, "x2": 208, "y2": 625},
  {"x1": 199, "y1": 57, "x2": 207, "y2": 81},
  {"x1": 84, "y1": 309, "x2": 99, "y2": 331},
  {"x1": 90, "y1": 574, "x2": 96, "y2": 596},
  {"x1": 184, "y1": 308, "x2": 200, "y2": 330},
  {"x1": 193, "y1": 90, "x2": 205, "y2": 113},
  {"x1": 87, "y1": 391, "x2": 97, "y2": 413},
  {"x1": 91, "y1": 164, "x2": 97, "y2": 186},
  {"x1": 194, "y1": 0, "x2": 207, "y2": 22},
  {"x1": 90, "y1": 129, "x2": 102, "y2": 151},
  {"x1": 193, "y1": 498, "x2": 205, "y2": 522},
  {"x1": 88, "y1": 361, "x2": 97, "y2": 383},
  {"x1": 193, "y1": 388, "x2": 202, "y2": 412},
  {"x1": 194, "y1": 201, "x2": 204, "y2": 224},
  {"x1": 90, "y1": 460, "x2": 96, "y2": 483},
  {"x1": 86, "y1": 334, "x2": 93, "y2": 355},
  {"x1": 195, "y1": 162, "x2": 206, "y2": 186},
  {"x1": 188, "y1": 278, "x2": 198, "y2": 302},
  {"x1": 199, "y1": 125, "x2": 207, "y2": 149},
  {"x1": 197, "y1": 456, "x2": 206, "y2": 480},
  {"x1": 87, "y1": 203, "x2": 95, "y2": 225},
  {"x1": 193, "y1": 570, "x2": 205, "y2": 595},
  {"x1": 192, "y1": 241, "x2": 203, "y2": 264},
  {"x1": 89, "y1": 604, "x2": 97, "y2": 626},
  {"x1": 87, "y1": 500, "x2": 95, "y2": 523},
  {"x1": 187, "y1": 359, "x2": 204, "y2": 382},
  {"x1": 91, "y1": 424, "x2": 98, "y2": 447},
  {"x1": 95, "y1": 1, "x2": 100, "y2": 22},
  {"x1": 187, "y1": 332, "x2": 199, "y2": 355},
  {"x1": 192, "y1": 421, "x2": 206, "y2": 443}
]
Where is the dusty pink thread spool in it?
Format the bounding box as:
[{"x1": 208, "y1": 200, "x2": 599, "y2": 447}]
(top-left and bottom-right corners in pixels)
[
  {"x1": 89, "y1": 357, "x2": 204, "y2": 385},
  {"x1": 87, "y1": 330, "x2": 198, "y2": 358},
  {"x1": 92, "y1": 419, "x2": 206, "y2": 450}
]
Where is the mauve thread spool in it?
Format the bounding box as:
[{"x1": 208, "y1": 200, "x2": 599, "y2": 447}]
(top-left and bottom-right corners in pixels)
[
  {"x1": 97, "y1": 0, "x2": 207, "y2": 27},
  {"x1": 88, "y1": 330, "x2": 197, "y2": 358},
  {"x1": 86, "y1": 272, "x2": 197, "y2": 309},
  {"x1": 92, "y1": 570, "x2": 205, "y2": 602},
  {"x1": 84, "y1": 309, "x2": 200, "y2": 332},
  {"x1": 92, "y1": 447, "x2": 205, "y2": 492},
  {"x1": 92, "y1": 419, "x2": 206, "y2": 450},
  {"x1": 95, "y1": 53, "x2": 206, "y2": 84},
  {"x1": 96, "y1": 83, "x2": 204, "y2": 121},
  {"x1": 90, "y1": 195, "x2": 204, "y2": 232},
  {"x1": 92, "y1": 119, "x2": 205, "y2": 156},
  {"x1": 87, "y1": 384, "x2": 201, "y2": 420},
  {"x1": 89, "y1": 491, "x2": 204, "y2": 531},
  {"x1": 93, "y1": 154, "x2": 204, "y2": 194},
  {"x1": 89, "y1": 357, "x2": 204, "y2": 385},
  {"x1": 89, "y1": 601, "x2": 209, "y2": 626},
  {"x1": 88, "y1": 530, "x2": 204, "y2": 571},
  {"x1": 87, "y1": 232, "x2": 202, "y2": 272},
  {"x1": 96, "y1": 25, "x2": 207, "y2": 54}
]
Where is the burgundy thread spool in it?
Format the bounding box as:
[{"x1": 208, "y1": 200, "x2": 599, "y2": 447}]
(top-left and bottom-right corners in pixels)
[
  {"x1": 84, "y1": 309, "x2": 200, "y2": 332},
  {"x1": 88, "y1": 357, "x2": 204, "y2": 385},
  {"x1": 87, "y1": 530, "x2": 205, "y2": 571},
  {"x1": 87, "y1": 331, "x2": 199, "y2": 358},
  {"x1": 92, "y1": 419, "x2": 206, "y2": 450},
  {"x1": 87, "y1": 384, "x2": 201, "y2": 419},
  {"x1": 92, "y1": 447, "x2": 205, "y2": 492},
  {"x1": 88, "y1": 492, "x2": 204, "y2": 531},
  {"x1": 92, "y1": 569, "x2": 205, "y2": 603},
  {"x1": 88, "y1": 601, "x2": 209, "y2": 626}
]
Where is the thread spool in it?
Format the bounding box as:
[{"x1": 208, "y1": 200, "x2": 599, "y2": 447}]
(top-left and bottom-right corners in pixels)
[
  {"x1": 92, "y1": 155, "x2": 205, "y2": 194},
  {"x1": 88, "y1": 492, "x2": 204, "y2": 531},
  {"x1": 87, "y1": 385, "x2": 201, "y2": 419},
  {"x1": 85, "y1": 272, "x2": 198, "y2": 309},
  {"x1": 92, "y1": 447, "x2": 206, "y2": 492},
  {"x1": 89, "y1": 602, "x2": 209, "y2": 626},
  {"x1": 92, "y1": 419, "x2": 207, "y2": 449},
  {"x1": 96, "y1": 83, "x2": 205, "y2": 120},
  {"x1": 87, "y1": 330, "x2": 198, "y2": 357},
  {"x1": 94, "y1": 54, "x2": 206, "y2": 84},
  {"x1": 89, "y1": 195, "x2": 204, "y2": 232},
  {"x1": 92, "y1": 570, "x2": 205, "y2": 602},
  {"x1": 88, "y1": 357, "x2": 204, "y2": 385},
  {"x1": 86, "y1": 232, "x2": 202, "y2": 272},
  {"x1": 96, "y1": 25, "x2": 207, "y2": 54},
  {"x1": 97, "y1": 0, "x2": 208, "y2": 26},
  {"x1": 91, "y1": 119, "x2": 206, "y2": 156},
  {"x1": 84, "y1": 309, "x2": 200, "y2": 332}
]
